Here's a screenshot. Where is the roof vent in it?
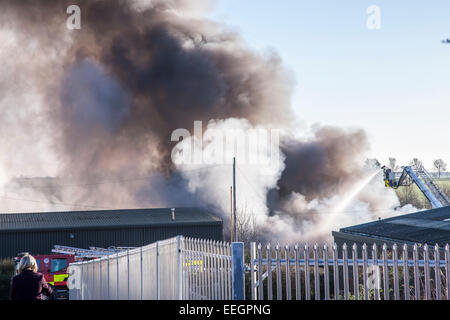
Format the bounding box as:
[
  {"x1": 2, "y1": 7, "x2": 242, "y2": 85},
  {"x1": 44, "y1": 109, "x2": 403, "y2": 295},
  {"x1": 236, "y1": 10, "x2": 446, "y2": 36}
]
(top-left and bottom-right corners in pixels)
[{"x1": 171, "y1": 208, "x2": 175, "y2": 221}]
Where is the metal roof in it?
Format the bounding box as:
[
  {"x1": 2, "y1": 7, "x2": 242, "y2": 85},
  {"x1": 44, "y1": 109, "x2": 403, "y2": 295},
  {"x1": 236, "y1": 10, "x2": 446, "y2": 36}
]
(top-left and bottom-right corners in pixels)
[
  {"x1": 338, "y1": 206, "x2": 450, "y2": 246},
  {"x1": 0, "y1": 207, "x2": 222, "y2": 232}
]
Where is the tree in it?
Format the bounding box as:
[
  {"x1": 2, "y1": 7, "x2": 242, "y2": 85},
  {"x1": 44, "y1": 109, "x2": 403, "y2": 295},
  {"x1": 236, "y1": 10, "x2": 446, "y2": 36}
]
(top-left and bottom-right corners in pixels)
[
  {"x1": 433, "y1": 159, "x2": 447, "y2": 179},
  {"x1": 409, "y1": 158, "x2": 423, "y2": 169},
  {"x1": 388, "y1": 157, "x2": 399, "y2": 172}
]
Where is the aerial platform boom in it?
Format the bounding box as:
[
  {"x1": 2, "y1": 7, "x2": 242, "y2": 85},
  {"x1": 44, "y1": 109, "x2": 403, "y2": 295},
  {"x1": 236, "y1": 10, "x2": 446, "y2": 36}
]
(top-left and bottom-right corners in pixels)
[{"x1": 383, "y1": 165, "x2": 450, "y2": 209}]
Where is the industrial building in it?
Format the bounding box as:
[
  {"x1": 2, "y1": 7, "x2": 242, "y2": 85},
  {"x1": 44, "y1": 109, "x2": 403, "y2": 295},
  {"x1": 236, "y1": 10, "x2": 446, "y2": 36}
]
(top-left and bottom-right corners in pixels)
[
  {"x1": 0, "y1": 207, "x2": 223, "y2": 258},
  {"x1": 333, "y1": 206, "x2": 450, "y2": 249}
]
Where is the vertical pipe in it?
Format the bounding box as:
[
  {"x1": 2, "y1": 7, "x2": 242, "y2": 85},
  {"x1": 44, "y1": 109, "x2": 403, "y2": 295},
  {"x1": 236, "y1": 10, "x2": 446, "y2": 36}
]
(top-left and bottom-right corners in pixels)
[
  {"x1": 275, "y1": 244, "x2": 282, "y2": 300},
  {"x1": 413, "y1": 244, "x2": 420, "y2": 300},
  {"x1": 434, "y1": 244, "x2": 441, "y2": 300},
  {"x1": 286, "y1": 244, "x2": 292, "y2": 301},
  {"x1": 294, "y1": 244, "x2": 301, "y2": 300},
  {"x1": 313, "y1": 244, "x2": 320, "y2": 300},
  {"x1": 324, "y1": 244, "x2": 330, "y2": 300},
  {"x1": 362, "y1": 244, "x2": 368, "y2": 300},
  {"x1": 343, "y1": 244, "x2": 349, "y2": 300},
  {"x1": 304, "y1": 244, "x2": 310, "y2": 300},
  {"x1": 267, "y1": 244, "x2": 273, "y2": 300},
  {"x1": 332, "y1": 244, "x2": 339, "y2": 300},
  {"x1": 392, "y1": 244, "x2": 400, "y2": 300},
  {"x1": 352, "y1": 244, "x2": 359, "y2": 300},
  {"x1": 424, "y1": 244, "x2": 431, "y2": 300},
  {"x1": 403, "y1": 244, "x2": 410, "y2": 301},
  {"x1": 382, "y1": 244, "x2": 389, "y2": 300}
]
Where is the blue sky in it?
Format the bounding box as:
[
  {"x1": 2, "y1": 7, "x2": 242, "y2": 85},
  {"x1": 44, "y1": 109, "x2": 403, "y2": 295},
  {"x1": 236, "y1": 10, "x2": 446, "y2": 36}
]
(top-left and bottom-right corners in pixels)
[{"x1": 209, "y1": 1, "x2": 450, "y2": 169}]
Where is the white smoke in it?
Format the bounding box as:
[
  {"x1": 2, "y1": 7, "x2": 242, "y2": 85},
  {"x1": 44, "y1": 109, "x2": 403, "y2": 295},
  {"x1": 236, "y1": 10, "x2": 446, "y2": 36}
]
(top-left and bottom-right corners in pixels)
[{"x1": 172, "y1": 118, "x2": 415, "y2": 243}]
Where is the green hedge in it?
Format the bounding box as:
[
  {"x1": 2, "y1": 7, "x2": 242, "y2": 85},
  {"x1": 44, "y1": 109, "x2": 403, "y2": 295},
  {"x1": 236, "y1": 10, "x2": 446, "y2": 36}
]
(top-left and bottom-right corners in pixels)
[{"x1": 0, "y1": 258, "x2": 15, "y2": 300}]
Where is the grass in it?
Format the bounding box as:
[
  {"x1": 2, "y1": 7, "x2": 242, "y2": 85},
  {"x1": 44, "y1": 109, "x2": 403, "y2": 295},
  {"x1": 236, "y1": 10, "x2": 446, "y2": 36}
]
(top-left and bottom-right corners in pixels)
[{"x1": 395, "y1": 179, "x2": 450, "y2": 209}]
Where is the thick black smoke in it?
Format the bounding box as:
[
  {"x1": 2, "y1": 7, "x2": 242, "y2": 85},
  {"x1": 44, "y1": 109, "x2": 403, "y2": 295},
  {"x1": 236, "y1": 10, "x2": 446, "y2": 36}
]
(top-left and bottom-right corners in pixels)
[{"x1": 0, "y1": 0, "x2": 374, "y2": 240}]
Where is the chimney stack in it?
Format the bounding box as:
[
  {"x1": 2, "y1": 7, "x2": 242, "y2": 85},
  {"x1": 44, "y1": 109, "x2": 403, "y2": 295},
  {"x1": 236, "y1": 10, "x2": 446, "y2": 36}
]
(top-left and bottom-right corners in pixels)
[{"x1": 171, "y1": 208, "x2": 175, "y2": 221}]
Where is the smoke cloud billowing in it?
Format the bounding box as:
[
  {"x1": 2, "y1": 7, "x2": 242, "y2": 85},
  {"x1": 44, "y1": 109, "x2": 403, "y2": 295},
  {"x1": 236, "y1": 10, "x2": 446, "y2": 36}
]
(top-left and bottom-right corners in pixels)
[{"x1": 0, "y1": 0, "x2": 409, "y2": 242}]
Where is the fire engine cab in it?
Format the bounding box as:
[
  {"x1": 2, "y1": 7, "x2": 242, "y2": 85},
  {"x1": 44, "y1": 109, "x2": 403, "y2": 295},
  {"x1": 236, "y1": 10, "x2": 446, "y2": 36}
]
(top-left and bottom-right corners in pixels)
[
  {"x1": 13, "y1": 245, "x2": 128, "y2": 300},
  {"x1": 14, "y1": 253, "x2": 75, "y2": 300}
]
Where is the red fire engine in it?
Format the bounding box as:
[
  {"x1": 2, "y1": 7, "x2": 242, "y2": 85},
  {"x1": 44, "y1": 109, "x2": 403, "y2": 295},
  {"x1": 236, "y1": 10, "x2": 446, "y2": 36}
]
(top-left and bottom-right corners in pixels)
[
  {"x1": 14, "y1": 253, "x2": 75, "y2": 300},
  {"x1": 14, "y1": 245, "x2": 128, "y2": 300}
]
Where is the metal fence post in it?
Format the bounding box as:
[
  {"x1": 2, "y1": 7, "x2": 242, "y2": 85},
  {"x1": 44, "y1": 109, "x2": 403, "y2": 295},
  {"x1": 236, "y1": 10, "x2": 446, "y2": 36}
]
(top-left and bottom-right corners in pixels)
[
  {"x1": 140, "y1": 247, "x2": 143, "y2": 301},
  {"x1": 107, "y1": 255, "x2": 110, "y2": 300},
  {"x1": 250, "y1": 242, "x2": 256, "y2": 300},
  {"x1": 232, "y1": 242, "x2": 245, "y2": 300},
  {"x1": 156, "y1": 241, "x2": 160, "y2": 300},
  {"x1": 116, "y1": 252, "x2": 119, "y2": 300},
  {"x1": 177, "y1": 236, "x2": 183, "y2": 300},
  {"x1": 127, "y1": 249, "x2": 130, "y2": 300}
]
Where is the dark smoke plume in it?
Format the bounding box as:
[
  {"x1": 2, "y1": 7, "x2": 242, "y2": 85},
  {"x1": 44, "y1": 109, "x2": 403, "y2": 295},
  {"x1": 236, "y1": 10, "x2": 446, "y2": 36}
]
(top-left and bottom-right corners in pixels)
[{"x1": 0, "y1": 0, "x2": 385, "y2": 242}]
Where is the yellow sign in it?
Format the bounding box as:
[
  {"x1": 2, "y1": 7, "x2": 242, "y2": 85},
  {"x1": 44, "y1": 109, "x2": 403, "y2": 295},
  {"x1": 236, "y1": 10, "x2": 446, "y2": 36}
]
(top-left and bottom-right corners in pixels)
[{"x1": 185, "y1": 260, "x2": 203, "y2": 272}]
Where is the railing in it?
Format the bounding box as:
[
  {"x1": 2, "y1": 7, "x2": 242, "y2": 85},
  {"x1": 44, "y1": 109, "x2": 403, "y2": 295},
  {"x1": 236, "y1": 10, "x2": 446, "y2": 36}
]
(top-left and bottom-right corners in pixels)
[
  {"x1": 68, "y1": 236, "x2": 245, "y2": 300},
  {"x1": 250, "y1": 242, "x2": 450, "y2": 300}
]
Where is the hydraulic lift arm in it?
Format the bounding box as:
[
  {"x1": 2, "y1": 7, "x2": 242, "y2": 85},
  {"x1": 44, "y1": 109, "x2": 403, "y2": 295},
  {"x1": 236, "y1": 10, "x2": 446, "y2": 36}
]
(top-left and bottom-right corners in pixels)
[{"x1": 382, "y1": 165, "x2": 449, "y2": 209}]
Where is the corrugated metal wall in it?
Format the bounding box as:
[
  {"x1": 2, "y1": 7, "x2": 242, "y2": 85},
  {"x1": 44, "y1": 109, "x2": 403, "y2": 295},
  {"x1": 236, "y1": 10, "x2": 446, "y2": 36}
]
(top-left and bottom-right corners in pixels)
[{"x1": 0, "y1": 223, "x2": 222, "y2": 258}]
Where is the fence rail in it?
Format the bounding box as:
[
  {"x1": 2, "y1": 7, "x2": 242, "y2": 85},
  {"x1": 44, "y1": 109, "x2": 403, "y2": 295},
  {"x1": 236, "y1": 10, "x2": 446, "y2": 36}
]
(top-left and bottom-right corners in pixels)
[
  {"x1": 68, "y1": 236, "x2": 244, "y2": 300},
  {"x1": 250, "y1": 242, "x2": 450, "y2": 300}
]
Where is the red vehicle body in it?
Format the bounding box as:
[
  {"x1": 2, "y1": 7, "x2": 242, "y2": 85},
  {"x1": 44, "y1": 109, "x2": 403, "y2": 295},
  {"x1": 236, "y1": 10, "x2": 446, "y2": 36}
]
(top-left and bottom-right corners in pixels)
[{"x1": 14, "y1": 253, "x2": 75, "y2": 300}]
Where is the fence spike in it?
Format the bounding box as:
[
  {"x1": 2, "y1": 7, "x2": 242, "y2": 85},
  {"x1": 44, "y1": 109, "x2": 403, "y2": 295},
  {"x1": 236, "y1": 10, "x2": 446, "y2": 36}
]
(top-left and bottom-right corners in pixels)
[
  {"x1": 434, "y1": 244, "x2": 441, "y2": 300},
  {"x1": 351, "y1": 243, "x2": 359, "y2": 301},
  {"x1": 413, "y1": 243, "x2": 420, "y2": 300},
  {"x1": 382, "y1": 243, "x2": 389, "y2": 300},
  {"x1": 423, "y1": 243, "x2": 431, "y2": 300}
]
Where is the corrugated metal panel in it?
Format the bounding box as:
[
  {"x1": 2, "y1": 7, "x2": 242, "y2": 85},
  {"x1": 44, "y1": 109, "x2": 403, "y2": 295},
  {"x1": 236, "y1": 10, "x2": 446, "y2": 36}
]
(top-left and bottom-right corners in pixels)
[
  {"x1": 0, "y1": 207, "x2": 221, "y2": 231},
  {"x1": 0, "y1": 220, "x2": 223, "y2": 258}
]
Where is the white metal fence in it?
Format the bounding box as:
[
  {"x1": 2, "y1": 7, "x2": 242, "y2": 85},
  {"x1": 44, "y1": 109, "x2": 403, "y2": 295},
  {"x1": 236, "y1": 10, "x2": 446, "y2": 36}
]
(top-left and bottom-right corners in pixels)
[
  {"x1": 68, "y1": 236, "x2": 243, "y2": 300},
  {"x1": 250, "y1": 242, "x2": 450, "y2": 300}
]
